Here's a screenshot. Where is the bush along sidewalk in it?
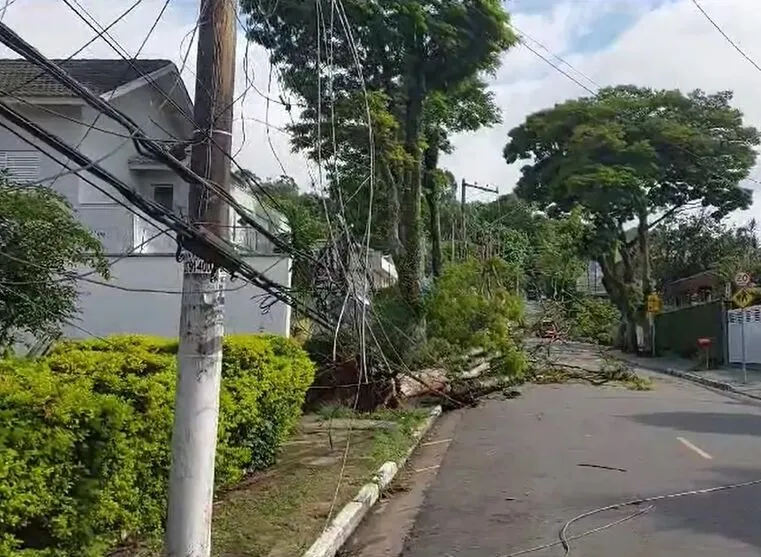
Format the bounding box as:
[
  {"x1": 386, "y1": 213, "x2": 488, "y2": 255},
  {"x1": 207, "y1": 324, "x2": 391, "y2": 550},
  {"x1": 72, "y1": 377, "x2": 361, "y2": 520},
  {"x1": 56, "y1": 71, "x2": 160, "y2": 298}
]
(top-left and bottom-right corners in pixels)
[{"x1": 0, "y1": 334, "x2": 315, "y2": 557}]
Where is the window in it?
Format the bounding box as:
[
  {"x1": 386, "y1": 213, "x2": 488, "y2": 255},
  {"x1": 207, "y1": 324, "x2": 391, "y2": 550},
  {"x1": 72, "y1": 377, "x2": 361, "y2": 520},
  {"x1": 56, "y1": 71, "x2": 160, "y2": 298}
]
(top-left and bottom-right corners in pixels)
[
  {"x1": 152, "y1": 184, "x2": 174, "y2": 210},
  {"x1": 0, "y1": 150, "x2": 40, "y2": 183}
]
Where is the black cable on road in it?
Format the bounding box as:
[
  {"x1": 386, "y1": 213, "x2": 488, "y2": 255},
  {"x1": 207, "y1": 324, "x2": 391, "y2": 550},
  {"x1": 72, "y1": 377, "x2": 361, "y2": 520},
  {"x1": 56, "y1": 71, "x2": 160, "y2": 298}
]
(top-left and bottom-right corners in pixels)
[{"x1": 501, "y1": 477, "x2": 761, "y2": 556}]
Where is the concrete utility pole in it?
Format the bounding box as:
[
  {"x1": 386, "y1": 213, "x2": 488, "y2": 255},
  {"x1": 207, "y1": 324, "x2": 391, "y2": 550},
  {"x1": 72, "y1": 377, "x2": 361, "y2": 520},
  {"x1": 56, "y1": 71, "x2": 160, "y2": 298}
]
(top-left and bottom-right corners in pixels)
[
  {"x1": 460, "y1": 179, "x2": 498, "y2": 259},
  {"x1": 165, "y1": 0, "x2": 236, "y2": 555}
]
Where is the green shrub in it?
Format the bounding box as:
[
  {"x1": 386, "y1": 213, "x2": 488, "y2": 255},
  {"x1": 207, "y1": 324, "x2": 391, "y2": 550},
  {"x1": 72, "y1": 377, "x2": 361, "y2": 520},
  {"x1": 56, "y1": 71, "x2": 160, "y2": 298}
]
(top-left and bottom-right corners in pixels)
[
  {"x1": 425, "y1": 258, "x2": 527, "y2": 377},
  {"x1": 568, "y1": 297, "x2": 620, "y2": 345},
  {"x1": 0, "y1": 334, "x2": 315, "y2": 556}
]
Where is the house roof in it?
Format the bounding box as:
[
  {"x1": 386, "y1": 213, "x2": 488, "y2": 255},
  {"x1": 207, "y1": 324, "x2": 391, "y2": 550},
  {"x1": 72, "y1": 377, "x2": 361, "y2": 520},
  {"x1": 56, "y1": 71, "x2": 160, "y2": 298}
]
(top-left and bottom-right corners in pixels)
[
  {"x1": 664, "y1": 269, "x2": 723, "y2": 297},
  {"x1": 0, "y1": 58, "x2": 174, "y2": 98}
]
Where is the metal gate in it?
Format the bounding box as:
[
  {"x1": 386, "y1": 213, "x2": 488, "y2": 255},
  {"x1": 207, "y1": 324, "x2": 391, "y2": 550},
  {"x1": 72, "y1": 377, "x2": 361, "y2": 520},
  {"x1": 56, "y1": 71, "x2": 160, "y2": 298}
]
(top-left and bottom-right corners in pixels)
[{"x1": 727, "y1": 305, "x2": 761, "y2": 364}]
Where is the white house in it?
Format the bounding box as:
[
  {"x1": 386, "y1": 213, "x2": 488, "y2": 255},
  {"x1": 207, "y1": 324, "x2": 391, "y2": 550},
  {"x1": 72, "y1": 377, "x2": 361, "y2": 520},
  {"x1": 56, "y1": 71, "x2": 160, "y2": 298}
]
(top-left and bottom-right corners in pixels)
[{"x1": 0, "y1": 58, "x2": 292, "y2": 339}]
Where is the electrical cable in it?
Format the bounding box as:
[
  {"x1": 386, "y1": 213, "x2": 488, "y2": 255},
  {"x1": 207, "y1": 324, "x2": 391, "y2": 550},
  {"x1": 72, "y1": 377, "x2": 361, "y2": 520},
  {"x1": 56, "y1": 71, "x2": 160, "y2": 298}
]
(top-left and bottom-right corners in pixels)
[
  {"x1": 0, "y1": 22, "x2": 320, "y2": 267},
  {"x1": 1, "y1": 0, "x2": 147, "y2": 97},
  {"x1": 0, "y1": 243, "x2": 286, "y2": 295},
  {"x1": 61, "y1": 0, "x2": 306, "y2": 239},
  {"x1": 47, "y1": 0, "x2": 172, "y2": 194},
  {"x1": 690, "y1": 0, "x2": 761, "y2": 75},
  {"x1": 60, "y1": 0, "x2": 198, "y2": 128},
  {"x1": 511, "y1": 23, "x2": 601, "y2": 91},
  {"x1": 0, "y1": 97, "x2": 334, "y2": 330},
  {"x1": 502, "y1": 505, "x2": 654, "y2": 557},
  {"x1": 0, "y1": 95, "x2": 184, "y2": 142},
  {"x1": 558, "y1": 477, "x2": 761, "y2": 556},
  {"x1": 517, "y1": 39, "x2": 596, "y2": 96},
  {"x1": 0, "y1": 116, "x2": 176, "y2": 254},
  {"x1": 0, "y1": 281, "x2": 110, "y2": 345},
  {"x1": 59, "y1": 0, "x2": 299, "y2": 229},
  {"x1": 0, "y1": 0, "x2": 11, "y2": 22},
  {"x1": 308, "y1": 1, "x2": 381, "y2": 520},
  {"x1": 508, "y1": 17, "x2": 761, "y2": 191},
  {"x1": 498, "y1": 477, "x2": 761, "y2": 556}
]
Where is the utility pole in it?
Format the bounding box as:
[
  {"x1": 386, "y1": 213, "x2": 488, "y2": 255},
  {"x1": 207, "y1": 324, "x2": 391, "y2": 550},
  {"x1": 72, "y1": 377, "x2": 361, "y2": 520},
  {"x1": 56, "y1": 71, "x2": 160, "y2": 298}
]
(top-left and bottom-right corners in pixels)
[
  {"x1": 166, "y1": 0, "x2": 236, "y2": 555},
  {"x1": 460, "y1": 179, "x2": 498, "y2": 259}
]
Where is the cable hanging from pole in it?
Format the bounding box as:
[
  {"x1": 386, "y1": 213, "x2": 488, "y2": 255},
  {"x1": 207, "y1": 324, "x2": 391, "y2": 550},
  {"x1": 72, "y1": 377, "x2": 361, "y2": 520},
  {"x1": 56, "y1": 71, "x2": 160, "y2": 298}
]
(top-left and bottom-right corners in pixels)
[
  {"x1": 0, "y1": 99, "x2": 334, "y2": 331},
  {"x1": 0, "y1": 21, "x2": 321, "y2": 268}
]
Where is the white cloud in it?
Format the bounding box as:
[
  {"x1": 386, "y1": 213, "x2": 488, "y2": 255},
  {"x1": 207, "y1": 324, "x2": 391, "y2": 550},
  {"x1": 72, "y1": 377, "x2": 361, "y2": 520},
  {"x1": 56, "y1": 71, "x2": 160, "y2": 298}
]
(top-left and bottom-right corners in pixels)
[
  {"x1": 446, "y1": 0, "x2": 761, "y2": 210},
  {"x1": 5, "y1": 0, "x2": 761, "y2": 222}
]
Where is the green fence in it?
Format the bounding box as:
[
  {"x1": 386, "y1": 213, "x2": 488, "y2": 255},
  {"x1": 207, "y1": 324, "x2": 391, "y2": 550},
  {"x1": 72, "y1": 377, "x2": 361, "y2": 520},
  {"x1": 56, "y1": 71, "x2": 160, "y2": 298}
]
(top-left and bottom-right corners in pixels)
[{"x1": 654, "y1": 300, "x2": 726, "y2": 363}]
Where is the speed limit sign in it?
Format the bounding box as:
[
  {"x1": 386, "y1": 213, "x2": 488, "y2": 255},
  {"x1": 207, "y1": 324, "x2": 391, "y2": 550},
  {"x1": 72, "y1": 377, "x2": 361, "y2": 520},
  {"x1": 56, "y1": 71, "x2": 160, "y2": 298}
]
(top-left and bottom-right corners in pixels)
[{"x1": 736, "y1": 271, "x2": 751, "y2": 288}]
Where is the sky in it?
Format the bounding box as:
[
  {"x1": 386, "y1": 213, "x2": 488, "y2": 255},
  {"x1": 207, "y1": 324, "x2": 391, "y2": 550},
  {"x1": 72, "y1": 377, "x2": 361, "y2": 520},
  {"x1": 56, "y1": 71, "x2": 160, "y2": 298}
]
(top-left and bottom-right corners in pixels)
[{"x1": 4, "y1": 0, "x2": 761, "y2": 222}]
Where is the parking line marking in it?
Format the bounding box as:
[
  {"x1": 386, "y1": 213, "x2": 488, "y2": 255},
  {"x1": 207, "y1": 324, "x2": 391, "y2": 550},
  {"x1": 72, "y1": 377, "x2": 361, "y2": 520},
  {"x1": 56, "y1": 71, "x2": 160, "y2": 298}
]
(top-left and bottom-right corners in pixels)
[{"x1": 677, "y1": 436, "x2": 713, "y2": 460}]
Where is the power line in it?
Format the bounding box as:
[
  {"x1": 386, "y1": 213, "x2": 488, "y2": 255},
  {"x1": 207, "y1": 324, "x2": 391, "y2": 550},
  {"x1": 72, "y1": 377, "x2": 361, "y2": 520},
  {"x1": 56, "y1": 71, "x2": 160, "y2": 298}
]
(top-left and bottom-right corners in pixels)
[
  {"x1": 0, "y1": 95, "x2": 186, "y2": 142},
  {"x1": 0, "y1": 96, "x2": 334, "y2": 330},
  {"x1": 510, "y1": 23, "x2": 601, "y2": 91},
  {"x1": 59, "y1": 0, "x2": 198, "y2": 127},
  {"x1": 0, "y1": 116, "x2": 170, "y2": 239},
  {"x1": 59, "y1": 0, "x2": 300, "y2": 227},
  {"x1": 517, "y1": 39, "x2": 596, "y2": 95},
  {"x1": 690, "y1": 0, "x2": 761, "y2": 75},
  {"x1": 2, "y1": 0, "x2": 147, "y2": 98},
  {"x1": 0, "y1": 21, "x2": 319, "y2": 266},
  {"x1": 510, "y1": 18, "x2": 761, "y2": 189},
  {"x1": 48, "y1": 0, "x2": 172, "y2": 192}
]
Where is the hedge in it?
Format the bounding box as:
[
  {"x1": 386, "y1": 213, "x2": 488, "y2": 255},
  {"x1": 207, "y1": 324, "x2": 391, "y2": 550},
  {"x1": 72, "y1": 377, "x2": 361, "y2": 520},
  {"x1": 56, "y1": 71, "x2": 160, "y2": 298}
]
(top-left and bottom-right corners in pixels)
[{"x1": 0, "y1": 334, "x2": 315, "y2": 557}]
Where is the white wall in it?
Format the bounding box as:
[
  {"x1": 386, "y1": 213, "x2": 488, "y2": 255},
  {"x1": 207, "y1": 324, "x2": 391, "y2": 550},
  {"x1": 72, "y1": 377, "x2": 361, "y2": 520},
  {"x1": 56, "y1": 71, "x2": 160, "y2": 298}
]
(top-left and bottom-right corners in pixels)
[
  {"x1": 0, "y1": 102, "x2": 82, "y2": 203},
  {"x1": 65, "y1": 255, "x2": 293, "y2": 339},
  {"x1": 0, "y1": 73, "x2": 194, "y2": 255},
  {"x1": 77, "y1": 75, "x2": 192, "y2": 254}
]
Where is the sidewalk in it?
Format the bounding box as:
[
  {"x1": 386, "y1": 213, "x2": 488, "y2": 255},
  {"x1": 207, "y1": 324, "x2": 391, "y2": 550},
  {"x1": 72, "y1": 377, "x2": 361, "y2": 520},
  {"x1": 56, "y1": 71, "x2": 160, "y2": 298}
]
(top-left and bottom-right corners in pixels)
[{"x1": 616, "y1": 351, "x2": 761, "y2": 399}]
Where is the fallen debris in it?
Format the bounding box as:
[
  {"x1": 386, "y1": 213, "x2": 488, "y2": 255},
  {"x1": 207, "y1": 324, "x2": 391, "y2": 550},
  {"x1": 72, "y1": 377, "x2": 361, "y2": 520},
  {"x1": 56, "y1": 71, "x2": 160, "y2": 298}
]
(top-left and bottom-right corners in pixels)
[{"x1": 577, "y1": 463, "x2": 628, "y2": 473}]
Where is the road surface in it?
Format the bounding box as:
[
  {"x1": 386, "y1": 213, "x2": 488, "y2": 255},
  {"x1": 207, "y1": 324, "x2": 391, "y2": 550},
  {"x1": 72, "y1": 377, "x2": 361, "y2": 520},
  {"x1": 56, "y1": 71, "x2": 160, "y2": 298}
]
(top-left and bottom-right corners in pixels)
[{"x1": 346, "y1": 345, "x2": 761, "y2": 557}]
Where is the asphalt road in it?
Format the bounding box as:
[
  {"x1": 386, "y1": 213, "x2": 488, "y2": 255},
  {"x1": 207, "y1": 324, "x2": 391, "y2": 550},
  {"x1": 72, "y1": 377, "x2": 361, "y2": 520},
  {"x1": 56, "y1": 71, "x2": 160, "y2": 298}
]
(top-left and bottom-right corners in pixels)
[{"x1": 395, "y1": 349, "x2": 761, "y2": 557}]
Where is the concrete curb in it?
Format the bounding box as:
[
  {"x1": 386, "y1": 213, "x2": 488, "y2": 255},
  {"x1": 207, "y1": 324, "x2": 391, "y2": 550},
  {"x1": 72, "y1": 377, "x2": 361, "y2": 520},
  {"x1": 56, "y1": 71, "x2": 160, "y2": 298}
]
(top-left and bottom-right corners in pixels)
[
  {"x1": 302, "y1": 405, "x2": 443, "y2": 557},
  {"x1": 620, "y1": 357, "x2": 761, "y2": 402}
]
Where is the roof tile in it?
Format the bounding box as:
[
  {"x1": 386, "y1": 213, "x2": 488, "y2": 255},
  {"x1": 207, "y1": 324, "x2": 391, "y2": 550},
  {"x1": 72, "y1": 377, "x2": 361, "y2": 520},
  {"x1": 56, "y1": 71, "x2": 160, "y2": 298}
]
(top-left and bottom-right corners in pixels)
[{"x1": 0, "y1": 58, "x2": 174, "y2": 97}]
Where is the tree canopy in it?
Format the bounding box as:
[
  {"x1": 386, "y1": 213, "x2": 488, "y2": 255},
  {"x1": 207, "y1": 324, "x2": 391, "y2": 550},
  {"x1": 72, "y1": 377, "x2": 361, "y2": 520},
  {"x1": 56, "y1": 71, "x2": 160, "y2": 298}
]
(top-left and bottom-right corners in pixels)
[
  {"x1": 242, "y1": 0, "x2": 518, "y2": 349},
  {"x1": 0, "y1": 179, "x2": 108, "y2": 351},
  {"x1": 650, "y1": 213, "x2": 761, "y2": 289},
  {"x1": 504, "y1": 85, "x2": 760, "y2": 350}
]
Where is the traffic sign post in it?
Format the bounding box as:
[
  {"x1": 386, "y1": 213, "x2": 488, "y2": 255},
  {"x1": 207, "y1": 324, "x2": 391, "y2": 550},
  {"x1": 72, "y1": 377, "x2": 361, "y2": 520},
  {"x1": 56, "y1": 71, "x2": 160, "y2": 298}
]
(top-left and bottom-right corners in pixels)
[
  {"x1": 741, "y1": 308, "x2": 747, "y2": 384},
  {"x1": 732, "y1": 283, "x2": 755, "y2": 384},
  {"x1": 646, "y1": 293, "x2": 662, "y2": 356}
]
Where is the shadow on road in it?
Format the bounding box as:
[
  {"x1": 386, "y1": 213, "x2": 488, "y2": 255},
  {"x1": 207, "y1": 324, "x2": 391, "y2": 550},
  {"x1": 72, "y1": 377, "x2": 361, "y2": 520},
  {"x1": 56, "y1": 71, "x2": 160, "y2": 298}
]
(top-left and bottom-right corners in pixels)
[
  {"x1": 550, "y1": 465, "x2": 761, "y2": 554},
  {"x1": 627, "y1": 411, "x2": 761, "y2": 436},
  {"x1": 648, "y1": 466, "x2": 761, "y2": 551}
]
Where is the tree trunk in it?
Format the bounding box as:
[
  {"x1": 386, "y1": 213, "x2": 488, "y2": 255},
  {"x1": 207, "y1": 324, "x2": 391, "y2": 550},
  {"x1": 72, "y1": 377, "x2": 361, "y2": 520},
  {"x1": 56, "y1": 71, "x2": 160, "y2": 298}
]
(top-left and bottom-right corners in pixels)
[
  {"x1": 396, "y1": 55, "x2": 426, "y2": 356},
  {"x1": 381, "y1": 158, "x2": 403, "y2": 259},
  {"x1": 422, "y1": 130, "x2": 442, "y2": 278},
  {"x1": 599, "y1": 255, "x2": 638, "y2": 353}
]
